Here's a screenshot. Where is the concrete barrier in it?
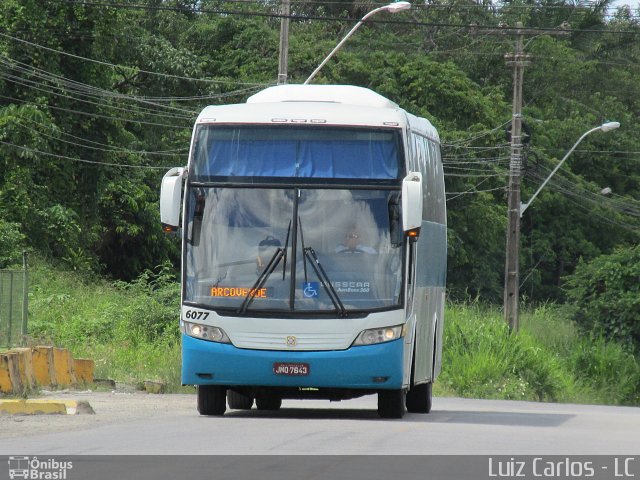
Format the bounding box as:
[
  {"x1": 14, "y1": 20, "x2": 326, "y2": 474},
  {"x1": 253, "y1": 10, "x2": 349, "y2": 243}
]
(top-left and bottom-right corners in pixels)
[
  {"x1": 52, "y1": 347, "x2": 76, "y2": 387},
  {"x1": 0, "y1": 347, "x2": 95, "y2": 395},
  {"x1": 32, "y1": 346, "x2": 56, "y2": 388},
  {"x1": 0, "y1": 352, "x2": 21, "y2": 394},
  {"x1": 11, "y1": 348, "x2": 36, "y2": 391},
  {"x1": 74, "y1": 358, "x2": 95, "y2": 384}
]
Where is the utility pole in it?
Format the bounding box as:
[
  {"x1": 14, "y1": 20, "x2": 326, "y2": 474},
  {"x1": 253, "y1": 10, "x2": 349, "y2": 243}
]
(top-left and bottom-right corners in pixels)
[
  {"x1": 501, "y1": 23, "x2": 568, "y2": 332},
  {"x1": 504, "y1": 22, "x2": 529, "y2": 332},
  {"x1": 277, "y1": 0, "x2": 290, "y2": 85}
]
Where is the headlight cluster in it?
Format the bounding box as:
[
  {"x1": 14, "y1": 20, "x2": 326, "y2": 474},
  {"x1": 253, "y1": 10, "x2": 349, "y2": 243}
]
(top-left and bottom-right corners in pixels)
[
  {"x1": 182, "y1": 320, "x2": 231, "y2": 343},
  {"x1": 353, "y1": 325, "x2": 405, "y2": 346}
]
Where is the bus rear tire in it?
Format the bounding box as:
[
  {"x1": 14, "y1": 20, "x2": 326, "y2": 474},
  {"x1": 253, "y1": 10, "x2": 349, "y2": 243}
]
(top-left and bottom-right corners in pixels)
[
  {"x1": 227, "y1": 390, "x2": 254, "y2": 410},
  {"x1": 377, "y1": 389, "x2": 406, "y2": 418},
  {"x1": 406, "y1": 382, "x2": 432, "y2": 413},
  {"x1": 256, "y1": 396, "x2": 282, "y2": 411},
  {"x1": 197, "y1": 385, "x2": 226, "y2": 416}
]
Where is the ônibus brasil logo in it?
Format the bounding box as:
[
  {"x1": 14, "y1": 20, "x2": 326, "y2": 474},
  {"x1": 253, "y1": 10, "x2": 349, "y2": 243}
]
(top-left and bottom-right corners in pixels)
[{"x1": 8, "y1": 456, "x2": 73, "y2": 480}]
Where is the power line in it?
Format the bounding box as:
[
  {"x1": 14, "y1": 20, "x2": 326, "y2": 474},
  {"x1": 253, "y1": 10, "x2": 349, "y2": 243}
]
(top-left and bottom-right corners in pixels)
[
  {"x1": 0, "y1": 140, "x2": 171, "y2": 170},
  {"x1": 58, "y1": 0, "x2": 640, "y2": 17},
  {"x1": 0, "y1": 31, "x2": 270, "y2": 86},
  {"x1": 525, "y1": 167, "x2": 640, "y2": 219},
  {"x1": 0, "y1": 94, "x2": 191, "y2": 129},
  {"x1": 13, "y1": 120, "x2": 186, "y2": 159},
  {"x1": 0, "y1": 71, "x2": 197, "y2": 121},
  {"x1": 0, "y1": 54, "x2": 199, "y2": 115},
  {"x1": 23, "y1": 2, "x2": 640, "y2": 35},
  {"x1": 10, "y1": 109, "x2": 188, "y2": 156},
  {"x1": 446, "y1": 185, "x2": 506, "y2": 200}
]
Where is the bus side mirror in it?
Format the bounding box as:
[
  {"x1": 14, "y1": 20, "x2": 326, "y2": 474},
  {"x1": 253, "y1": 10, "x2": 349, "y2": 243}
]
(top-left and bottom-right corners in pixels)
[
  {"x1": 402, "y1": 172, "x2": 422, "y2": 237},
  {"x1": 160, "y1": 167, "x2": 186, "y2": 232}
]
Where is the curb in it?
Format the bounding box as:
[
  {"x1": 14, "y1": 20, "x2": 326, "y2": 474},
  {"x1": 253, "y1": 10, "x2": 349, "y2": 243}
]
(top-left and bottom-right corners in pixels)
[{"x1": 0, "y1": 399, "x2": 95, "y2": 415}]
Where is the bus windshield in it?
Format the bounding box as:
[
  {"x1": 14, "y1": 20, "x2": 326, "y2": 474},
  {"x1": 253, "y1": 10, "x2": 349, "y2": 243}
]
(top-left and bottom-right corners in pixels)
[
  {"x1": 190, "y1": 126, "x2": 401, "y2": 181},
  {"x1": 184, "y1": 188, "x2": 403, "y2": 315}
]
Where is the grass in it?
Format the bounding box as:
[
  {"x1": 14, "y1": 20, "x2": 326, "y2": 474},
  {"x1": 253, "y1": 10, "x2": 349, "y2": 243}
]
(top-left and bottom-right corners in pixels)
[
  {"x1": 437, "y1": 301, "x2": 640, "y2": 405},
  {"x1": 21, "y1": 258, "x2": 640, "y2": 405},
  {"x1": 26, "y1": 257, "x2": 185, "y2": 392}
]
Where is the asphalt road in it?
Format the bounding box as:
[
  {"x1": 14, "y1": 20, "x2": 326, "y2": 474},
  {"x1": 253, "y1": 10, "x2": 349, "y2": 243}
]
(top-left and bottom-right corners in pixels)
[{"x1": 1, "y1": 391, "x2": 639, "y2": 455}]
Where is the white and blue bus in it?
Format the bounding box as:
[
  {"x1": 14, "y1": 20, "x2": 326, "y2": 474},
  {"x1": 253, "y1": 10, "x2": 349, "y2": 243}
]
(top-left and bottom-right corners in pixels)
[{"x1": 160, "y1": 85, "x2": 446, "y2": 418}]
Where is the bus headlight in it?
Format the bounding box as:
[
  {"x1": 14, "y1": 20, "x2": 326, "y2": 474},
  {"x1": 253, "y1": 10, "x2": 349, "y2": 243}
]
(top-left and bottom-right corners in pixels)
[
  {"x1": 182, "y1": 320, "x2": 231, "y2": 343},
  {"x1": 353, "y1": 325, "x2": 405, "y2": 346}
]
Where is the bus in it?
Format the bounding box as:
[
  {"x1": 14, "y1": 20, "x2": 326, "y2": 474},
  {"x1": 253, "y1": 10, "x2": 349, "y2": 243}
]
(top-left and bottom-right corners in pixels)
[{"x1": 160, "y1": 84, "x2": 446, "y2": 418}]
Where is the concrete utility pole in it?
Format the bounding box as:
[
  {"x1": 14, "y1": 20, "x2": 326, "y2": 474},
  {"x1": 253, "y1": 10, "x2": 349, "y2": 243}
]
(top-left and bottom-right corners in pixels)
[
  {"x1": 503, "y1": 22, "x2": 529, "y2": 332},
  {"x1": 502, "y1": 23, "x2": 569, "y2": 332},
  {"x1": 277, "y1": 0, "x2": 290, "y2": 85}
]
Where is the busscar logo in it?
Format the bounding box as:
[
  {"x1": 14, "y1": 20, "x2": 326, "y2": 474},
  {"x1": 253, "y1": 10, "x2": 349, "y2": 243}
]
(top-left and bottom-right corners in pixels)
[{"x1": 7, "y1": 457, "x2": 73, "y2": 480}]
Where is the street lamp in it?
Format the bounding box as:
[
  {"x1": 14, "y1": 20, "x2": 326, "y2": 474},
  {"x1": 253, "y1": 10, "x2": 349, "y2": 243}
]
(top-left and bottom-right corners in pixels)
[
  {"x1": 520, "y1": 121, "x2": 620, "y2": 216},
  {"x1": 504, "y1": 120, "x2": 619, "y2": 333},
  {"x1": 303, "y1": 1, "x2": 411, "y2": 85}
]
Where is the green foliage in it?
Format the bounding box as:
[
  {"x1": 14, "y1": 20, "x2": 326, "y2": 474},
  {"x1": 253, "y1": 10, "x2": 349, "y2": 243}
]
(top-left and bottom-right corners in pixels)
[
  {"x1": 564, "y1": 245, "x2": 640, "y2": 348},
  {"x1": 567, "y1": 334, "x2": 640, "y2": 405},
  {"x1": 439, "y1": 302, "x2": 640, "y2": 405},
  {"x1": 28, "y1": 257, "x2": 182, "y2": 389},
  {"x1": 95, "y1": 177, "x2": 179, "y2": 280},
  {"x1": 447, "y1": 194, "x2": 506, "y2": 301},
  {"x1": 441, "y1": 302, "x2": 567, "y2": 402},
  {"x1": 0, "y1": 219, "x2": 25, "y2": 268}
]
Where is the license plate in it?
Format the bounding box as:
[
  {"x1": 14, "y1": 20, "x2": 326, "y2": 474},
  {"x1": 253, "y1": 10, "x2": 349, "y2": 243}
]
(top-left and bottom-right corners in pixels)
[{"x1": 273, "y1": 362, "x2": 310, "y2": 376}]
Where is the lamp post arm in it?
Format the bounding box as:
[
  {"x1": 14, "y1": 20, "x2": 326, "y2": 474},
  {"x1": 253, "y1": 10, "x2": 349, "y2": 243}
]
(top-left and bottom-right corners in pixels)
[
  {"x1": 520, "y1": 125, "x2": 602, "y2": 217},
  {"x1": 304, "y1": 7, "x2": 386, "y2": 85}
]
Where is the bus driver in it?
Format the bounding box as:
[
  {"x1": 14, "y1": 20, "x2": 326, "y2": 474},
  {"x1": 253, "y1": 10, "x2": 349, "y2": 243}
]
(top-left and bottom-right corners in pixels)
[{"x1": 335, "y1": 227, "x2": 376, "y2": 254}]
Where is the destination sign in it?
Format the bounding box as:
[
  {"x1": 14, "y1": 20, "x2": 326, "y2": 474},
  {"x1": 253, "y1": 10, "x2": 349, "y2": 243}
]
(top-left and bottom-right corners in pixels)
[{"x1": 210, "y1": 287, "x2": 269, "y2": 298}]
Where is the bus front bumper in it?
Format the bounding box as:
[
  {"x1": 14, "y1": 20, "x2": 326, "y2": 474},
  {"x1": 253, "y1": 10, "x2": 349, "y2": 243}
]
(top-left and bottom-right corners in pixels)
[{"x1": 182, "y1": 334, "x2": 404, "y2": 390}]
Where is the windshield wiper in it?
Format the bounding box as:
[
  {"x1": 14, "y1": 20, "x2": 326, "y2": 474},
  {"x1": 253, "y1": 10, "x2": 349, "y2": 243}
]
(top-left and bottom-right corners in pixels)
[
  {"x1": 238, "y1": 221, "x2": 292, "y2": 315},
  {"x1": 303, "y1": 247, "x2": 347, "y2": 317},
  {"x1": 281, "y1": 219, "x2": 292, "y2": 281},
  {"x1": 238, "y1": 247, "x2": 285, "y2": 315},
  {"x1": 298, "y1": 215, "x2": 346, "y2": 316}
]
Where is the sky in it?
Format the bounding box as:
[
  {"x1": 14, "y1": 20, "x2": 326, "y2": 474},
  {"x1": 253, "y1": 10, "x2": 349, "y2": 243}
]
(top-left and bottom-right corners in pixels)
[{"x1": 610, "y1": 0, "x2": 640, "y2": 11}]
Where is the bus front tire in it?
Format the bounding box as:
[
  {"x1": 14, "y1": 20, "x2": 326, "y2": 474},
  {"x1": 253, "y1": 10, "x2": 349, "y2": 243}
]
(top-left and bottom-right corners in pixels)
[
  {"x1": 377, "y1": 389, "x2": 406, "y2": 418},
  {"x1": 256, "y1": 396, "x2": 282, "y2": 411},
  {"x1": 197, "y1": 385, "x2": 226, "y2": 416},
  {"x1": 406, "y1": 382, "x2": 432, "y2": 413},
  {"x1": 227, "y1": 390, "x2": 254, "y2": 410}
]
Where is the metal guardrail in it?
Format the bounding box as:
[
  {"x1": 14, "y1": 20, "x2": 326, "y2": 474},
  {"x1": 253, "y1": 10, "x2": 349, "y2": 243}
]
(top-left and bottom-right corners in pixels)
[{"x1": 0, "y1": 253, "x2": 28, "y2": 348}]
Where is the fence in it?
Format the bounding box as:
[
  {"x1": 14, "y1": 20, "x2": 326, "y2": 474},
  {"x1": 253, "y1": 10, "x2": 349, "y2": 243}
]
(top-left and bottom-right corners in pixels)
[{"x1": 0, "y1": 253, "x2": 28, "y2": 348}]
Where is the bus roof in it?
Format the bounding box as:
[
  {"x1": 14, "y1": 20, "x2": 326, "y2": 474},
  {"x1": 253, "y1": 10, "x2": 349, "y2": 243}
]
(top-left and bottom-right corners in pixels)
[
  {"x1": 247, "y1": 85, "x2": 399, "y2": 108},
  {"x1": 196, "y1": 85, "x2": 439, "y2": 141}
]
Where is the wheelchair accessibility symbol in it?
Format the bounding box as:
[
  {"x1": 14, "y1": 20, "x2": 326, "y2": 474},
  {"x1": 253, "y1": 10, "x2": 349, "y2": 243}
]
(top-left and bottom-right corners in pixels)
[{"x1": 303, "y1": 282, "x2": 319, "y2": 298}]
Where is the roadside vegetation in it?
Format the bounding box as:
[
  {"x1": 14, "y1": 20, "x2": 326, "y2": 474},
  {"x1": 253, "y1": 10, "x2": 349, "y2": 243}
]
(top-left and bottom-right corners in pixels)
[
  {"x1": 25, "y1": 259, "x2": 640, "y2": 404},
  {"x1": 27, "y1": 257, "x2": 183, "y2": 392},
  {"x1": 439, "y1": 302, "x2": 640, "y2": 405}
]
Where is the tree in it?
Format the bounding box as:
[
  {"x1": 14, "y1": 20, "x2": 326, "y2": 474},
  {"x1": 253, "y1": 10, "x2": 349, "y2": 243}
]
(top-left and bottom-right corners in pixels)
[{"x1": 564, "y1": 245, "x2": 640, "y2": 349}]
